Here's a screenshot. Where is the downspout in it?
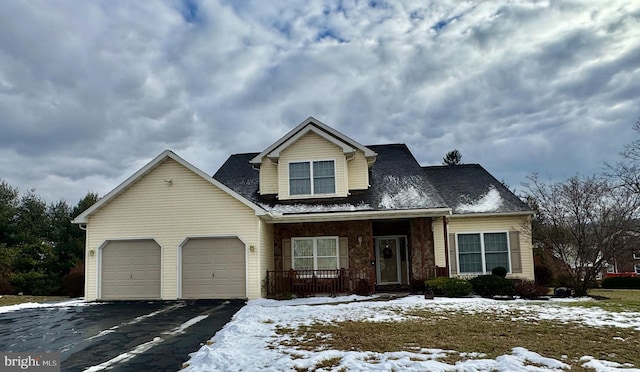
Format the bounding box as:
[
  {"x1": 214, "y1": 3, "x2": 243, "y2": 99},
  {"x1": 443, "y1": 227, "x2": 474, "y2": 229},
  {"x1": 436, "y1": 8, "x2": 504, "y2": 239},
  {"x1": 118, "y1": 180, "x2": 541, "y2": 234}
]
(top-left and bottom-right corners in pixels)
[
  {"x1": 420, "y1": 218, "x2": 426, "y2": 280},
  {"x1": 443, "y1": 216, "x2": 449, "y2": 276}
]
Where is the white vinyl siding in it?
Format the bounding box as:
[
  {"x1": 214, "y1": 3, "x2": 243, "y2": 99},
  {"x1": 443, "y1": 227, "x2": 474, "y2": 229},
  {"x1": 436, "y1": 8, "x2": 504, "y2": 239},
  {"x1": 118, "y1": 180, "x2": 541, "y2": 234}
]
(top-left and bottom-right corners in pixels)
[
  {"x1": 347, "y1": 150, "x2": 370, "y2": 190},
  {"x1": 443, "y1": 215, "x2": 534, "y2": 280},
  {"x1": 292, "y1": 237, "x2": 339, "y2": 270},
  {"x1": 278, "y1": 132, "x2": 348, "y2": 199},
  {"x1": 259, "y1": 160, "x2": 278, "y2": 195},
  {"x1": 84, "y1": 158, "x2": 261, "y2": 300}
]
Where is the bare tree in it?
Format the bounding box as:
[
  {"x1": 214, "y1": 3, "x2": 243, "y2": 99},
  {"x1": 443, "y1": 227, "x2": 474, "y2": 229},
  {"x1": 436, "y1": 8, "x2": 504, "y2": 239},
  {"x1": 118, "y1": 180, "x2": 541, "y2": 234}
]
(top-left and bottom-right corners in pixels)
[
  {"x1": 443, "y1": 149, "x2": 462, "y2": 165},
  {"x1": 523, "y1": 174, "x2": 640, "y2": 296},
  {"x1": 606, "y1": 118, "x2": 640, "y2": 194}
]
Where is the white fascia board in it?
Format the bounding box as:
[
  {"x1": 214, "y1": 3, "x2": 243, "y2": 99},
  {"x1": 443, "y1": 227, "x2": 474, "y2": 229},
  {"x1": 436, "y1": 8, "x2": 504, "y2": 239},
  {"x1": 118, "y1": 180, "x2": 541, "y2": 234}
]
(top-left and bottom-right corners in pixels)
[
  {"x1": 72, "y1": 150, "x2": 265, "y2": 224},
  {"x1": 267, "y1": 125, "x2": 354, "y2": 160},
  {"x1": 450, "y1": 211, "x2": 534, "y2": 219},
  {"x1": 250, "y1": 117, "x2": 377, "y2": 164},
  {"x1": 262, "y1": 208, "x2": 452, "y2": 224}
]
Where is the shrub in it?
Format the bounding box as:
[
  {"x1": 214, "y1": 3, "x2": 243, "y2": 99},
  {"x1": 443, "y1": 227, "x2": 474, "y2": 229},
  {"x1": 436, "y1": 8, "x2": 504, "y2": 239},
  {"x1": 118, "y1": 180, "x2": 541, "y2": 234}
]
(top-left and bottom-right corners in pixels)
[
  {"x1": 601, "y1": 276, "x2": 640, "y2": 289},
  {"x1": 512, "y1": 279, "x2": 549, "y2": 299},
  {"x1": 62, "y1": 264, "x2": 85, "y2": 298},
  {"x1": 425, "y1": 277, "x2": 472, "y2": 297},
  {"x1": 425, "y1": 277, "x2": 450, "y2": 296},
  {"x1": 491, "y1": 266, "x2": 508, "y2": 278},
  {"x1": 534, "y1": 265, "x2": 554, "y2": 287},
  {"x1": 0, "y1": 277, "x2": 15, "y2": 295},
  {"x1": 410, "y1": 279, "x2": 426, "y2": 294},
  {"x1": 469, "y1": 275, "x2": 515, "y2": 297},
  {"x1": 11, "y1": 272, "x2": 61, "y2": 296}
]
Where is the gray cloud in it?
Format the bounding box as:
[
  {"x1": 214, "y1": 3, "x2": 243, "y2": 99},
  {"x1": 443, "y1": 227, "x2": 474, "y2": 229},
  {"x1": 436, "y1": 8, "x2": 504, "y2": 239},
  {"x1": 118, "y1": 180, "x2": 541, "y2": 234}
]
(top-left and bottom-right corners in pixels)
[{"x1": 0, "y1": 0, "x2": 639, "y2": 204}]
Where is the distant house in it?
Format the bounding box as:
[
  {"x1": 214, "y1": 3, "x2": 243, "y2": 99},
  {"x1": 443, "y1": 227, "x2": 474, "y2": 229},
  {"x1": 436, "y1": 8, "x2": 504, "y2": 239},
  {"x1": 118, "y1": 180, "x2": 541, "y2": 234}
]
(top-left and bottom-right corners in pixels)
[
  {"x1": 603, "y1": 249, "x2": 640, "y2": 278},
  {"x1": 73, "y1": 117, "x2": 534, "y2": 300}
]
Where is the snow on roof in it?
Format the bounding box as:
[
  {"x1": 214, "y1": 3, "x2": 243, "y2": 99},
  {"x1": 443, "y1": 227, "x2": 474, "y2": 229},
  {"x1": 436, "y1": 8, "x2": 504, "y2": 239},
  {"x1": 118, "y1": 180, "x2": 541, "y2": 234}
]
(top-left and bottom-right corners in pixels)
[
  {"x1": 377, "y1": 175, "x2": 438, "y2": 210},
  {"x1": 259, "y1": 202, "x2": 372, "y2": 215},
  {"x1": 456, "y1": 186, "x2": 503, "y2": 213}
]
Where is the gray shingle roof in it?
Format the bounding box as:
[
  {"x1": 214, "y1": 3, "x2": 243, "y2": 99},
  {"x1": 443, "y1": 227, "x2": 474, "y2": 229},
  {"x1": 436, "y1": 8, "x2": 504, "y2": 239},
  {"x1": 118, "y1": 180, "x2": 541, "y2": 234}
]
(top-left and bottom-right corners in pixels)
[
  {"x1": 422, "y1": 164, "x2": 531, "y2": 214},
  {"x1": 213, "y1": 145, "x2": 530, "y2": 215}
]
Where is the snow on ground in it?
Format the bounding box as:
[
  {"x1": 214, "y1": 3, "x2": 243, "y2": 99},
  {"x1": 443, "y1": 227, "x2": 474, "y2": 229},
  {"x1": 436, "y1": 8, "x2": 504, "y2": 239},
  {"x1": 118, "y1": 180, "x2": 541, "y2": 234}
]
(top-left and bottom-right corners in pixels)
[
  {"x1": 183, "y1": 295, "x2": 640, "y2": 372},
  {"x1": 0, "y1": 298, "x2": 94, "y2": 314}
]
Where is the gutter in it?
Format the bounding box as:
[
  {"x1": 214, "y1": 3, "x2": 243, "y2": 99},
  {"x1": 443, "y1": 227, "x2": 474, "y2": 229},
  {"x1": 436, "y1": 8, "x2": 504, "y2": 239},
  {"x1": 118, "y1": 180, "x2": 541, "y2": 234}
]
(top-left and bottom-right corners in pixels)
[{"x1": 261, "y1": 208, "x2": 452, "y2": 224}]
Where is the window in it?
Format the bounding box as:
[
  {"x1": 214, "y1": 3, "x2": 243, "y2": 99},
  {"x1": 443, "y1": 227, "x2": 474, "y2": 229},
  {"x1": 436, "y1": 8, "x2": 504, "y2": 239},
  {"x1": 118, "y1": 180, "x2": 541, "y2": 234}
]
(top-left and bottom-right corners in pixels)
[
  {"x1": 607, "y1": 264, "x2": 616, "y2": 273},
  {"x1": 292, "y1": 237, "x2": 339, "y2": 271},
  {"x1": 635, "y1": 264, "x2": 640, "y2": 275},
  {"x1": 457, "y1": 232, "x2": 509, "y2": 274},
  {"x1": 289, "y1": 160, "x2": 335, "y2": 195}
]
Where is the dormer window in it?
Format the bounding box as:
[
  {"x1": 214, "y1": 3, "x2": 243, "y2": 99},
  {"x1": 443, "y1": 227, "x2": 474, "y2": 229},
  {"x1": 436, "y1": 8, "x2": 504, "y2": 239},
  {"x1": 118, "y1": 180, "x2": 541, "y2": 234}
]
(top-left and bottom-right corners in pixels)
[{"x1": 289, "y1": 160, "x2": 336, "y2": 195}]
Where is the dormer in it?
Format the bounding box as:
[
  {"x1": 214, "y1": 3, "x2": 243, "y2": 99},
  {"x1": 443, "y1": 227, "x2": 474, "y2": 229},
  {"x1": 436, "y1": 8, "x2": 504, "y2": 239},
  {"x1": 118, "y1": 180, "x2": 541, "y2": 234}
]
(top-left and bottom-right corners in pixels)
[{"x1": 250, "y1": 117, "x2": 377, "y2": 200}]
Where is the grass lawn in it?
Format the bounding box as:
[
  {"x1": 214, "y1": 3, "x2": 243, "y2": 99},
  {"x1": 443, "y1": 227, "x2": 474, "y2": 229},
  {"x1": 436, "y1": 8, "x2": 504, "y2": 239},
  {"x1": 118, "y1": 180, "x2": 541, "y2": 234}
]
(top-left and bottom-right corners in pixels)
[
  {"x1": 274, "y1": 290, "x2": 640, "y2": 371},
  {"x1": 0, "y1": 295, "x2": 69, "y2": 307}
]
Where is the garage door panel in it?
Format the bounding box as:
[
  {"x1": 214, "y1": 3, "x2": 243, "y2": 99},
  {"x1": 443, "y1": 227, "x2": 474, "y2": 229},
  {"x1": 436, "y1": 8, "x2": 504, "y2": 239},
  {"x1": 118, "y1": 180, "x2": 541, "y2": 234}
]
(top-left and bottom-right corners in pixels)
[
  {"x1": 101, "y1": 240, "x2": 161, "y2": 300},
  {"x1": 182, "y1": 237, "x2": 246, "y2": 299}
]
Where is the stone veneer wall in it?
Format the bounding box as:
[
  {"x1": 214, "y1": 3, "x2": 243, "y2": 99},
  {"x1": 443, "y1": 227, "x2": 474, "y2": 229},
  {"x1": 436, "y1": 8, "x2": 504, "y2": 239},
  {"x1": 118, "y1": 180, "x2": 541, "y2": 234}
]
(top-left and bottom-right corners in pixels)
[
  {"x1": 274, "y1": 220, "x2": 373, "y2": 271},
  {"x1": 409, "y1": 217, "x2": 435, "y2": 282}
]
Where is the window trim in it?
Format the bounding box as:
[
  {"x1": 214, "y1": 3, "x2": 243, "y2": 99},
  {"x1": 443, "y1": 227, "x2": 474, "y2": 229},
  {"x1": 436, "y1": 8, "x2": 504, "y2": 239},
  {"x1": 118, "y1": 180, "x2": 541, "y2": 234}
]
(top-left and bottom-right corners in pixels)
[
  {"x1": 456, "y1": 231, "x2": 511, "y2": 275},
  {"x1": 635, "y1": 264, "x2": 640, "y2": 274},
  {"x1": 633, "y1": 251, "x2": 640, "y2": 260},
  {"x1": 287, "y1": 159, "x2": 337, "y2": 197},
  {"x1": 291, "y1": 236, "x2": 340, "y2": 272}
]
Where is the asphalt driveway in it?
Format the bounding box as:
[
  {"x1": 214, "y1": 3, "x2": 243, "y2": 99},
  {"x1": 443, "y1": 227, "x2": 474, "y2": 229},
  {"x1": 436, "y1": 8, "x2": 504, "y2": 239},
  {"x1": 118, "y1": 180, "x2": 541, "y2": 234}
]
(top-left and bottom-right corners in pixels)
[{"x1": 0, "y1": 299, "x2": 244, "y2": 371}]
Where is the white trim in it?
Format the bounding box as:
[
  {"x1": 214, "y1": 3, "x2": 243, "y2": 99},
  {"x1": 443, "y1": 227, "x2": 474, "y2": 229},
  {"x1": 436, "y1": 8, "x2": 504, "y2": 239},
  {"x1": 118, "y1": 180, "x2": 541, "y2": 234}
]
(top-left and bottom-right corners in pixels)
[
  {"x1": 269, "y1": 126, "x2": 354, "y2": 160},
  {"x1": 291, "y1": 236, "x2": 340, "y2": 271},
  {"x1": 633, "y1": 251, "x2": 640, "y2": 260},
  {"x1": 455, "y1": 231, "x2": 511, "y2": 275},
  {"x1": 451, "y1": 211, "x2": 534, "y2": 218},
  {"x1": 176, "y1": 235, "x2": 248, "y2": 299},
  {"x1": 73, "y1": 150, "x2": 266, "y2": 224},
  {"x1": 264, "y1": 208, "x2": 452, "y2": 223},
  {"x1": 250, "y1": 117, "x2": 377, "y2": 165},
  {"x1": 287, "y1": 159, "x2": 337, "y2": 197},
  {"x1": 96, "y1": 238, "x2": 162, "y2": 300}
]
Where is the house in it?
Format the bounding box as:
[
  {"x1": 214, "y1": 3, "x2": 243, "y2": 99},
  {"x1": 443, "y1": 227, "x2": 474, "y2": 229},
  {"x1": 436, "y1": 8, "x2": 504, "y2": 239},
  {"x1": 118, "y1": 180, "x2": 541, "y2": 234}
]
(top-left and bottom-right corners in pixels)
[
  {"x1": 603, "y1": 249, "x2": 640, "y2": 279},
  {"x1": 73, "y1": 117, "x2": 534, "y2": 300}
]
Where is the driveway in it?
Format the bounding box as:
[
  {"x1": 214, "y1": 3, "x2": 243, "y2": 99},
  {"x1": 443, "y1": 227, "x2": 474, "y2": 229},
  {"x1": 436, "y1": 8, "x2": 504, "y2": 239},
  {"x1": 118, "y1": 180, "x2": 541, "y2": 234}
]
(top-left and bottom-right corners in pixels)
[{"x1": 0, "y1": 299, "x2": 244, "y2": 371}]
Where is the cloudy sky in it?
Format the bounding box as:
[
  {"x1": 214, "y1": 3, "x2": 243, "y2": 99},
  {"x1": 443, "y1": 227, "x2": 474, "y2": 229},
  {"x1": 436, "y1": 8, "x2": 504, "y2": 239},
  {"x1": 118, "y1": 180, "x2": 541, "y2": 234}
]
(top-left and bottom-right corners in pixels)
[{"x1": 1, "y1": 0, "x2": 639, "y2": 205}]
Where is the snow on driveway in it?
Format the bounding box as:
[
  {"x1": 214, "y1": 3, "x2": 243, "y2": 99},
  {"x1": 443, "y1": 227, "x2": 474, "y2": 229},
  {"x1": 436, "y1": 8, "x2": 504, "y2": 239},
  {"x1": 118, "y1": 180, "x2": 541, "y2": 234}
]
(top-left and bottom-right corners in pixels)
[{"x1": 183, "y1": 295, "x2": 640, "y2": 372}]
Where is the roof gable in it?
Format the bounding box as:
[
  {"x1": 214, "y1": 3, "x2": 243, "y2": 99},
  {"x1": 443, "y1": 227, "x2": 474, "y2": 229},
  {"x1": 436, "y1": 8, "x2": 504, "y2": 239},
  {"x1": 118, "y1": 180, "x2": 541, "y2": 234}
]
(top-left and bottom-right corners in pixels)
[
  {"x1": 250, "y1": 117, "x2": 376, "y2": 165},
  {"x1": 73, "y1": 150, "x2": 264, "y2": 224}
]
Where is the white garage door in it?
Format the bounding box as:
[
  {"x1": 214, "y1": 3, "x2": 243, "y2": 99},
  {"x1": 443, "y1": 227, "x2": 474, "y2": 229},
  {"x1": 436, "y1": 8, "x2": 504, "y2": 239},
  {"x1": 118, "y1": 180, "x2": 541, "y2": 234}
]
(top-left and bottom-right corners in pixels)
[
  {"x1": 101, "y1": 240, "x2": 161, "y2": 300},
  {"x1": 181, "y1": 237, "x2": 246, "y2": 299}
]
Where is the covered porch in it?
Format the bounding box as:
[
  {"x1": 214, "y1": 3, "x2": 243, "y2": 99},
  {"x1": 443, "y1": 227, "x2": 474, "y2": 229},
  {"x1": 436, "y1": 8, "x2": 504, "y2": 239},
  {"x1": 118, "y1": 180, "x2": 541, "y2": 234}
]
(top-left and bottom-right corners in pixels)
[{"x1": 265, "y1": 218, "x2": 449, "y2": 298}]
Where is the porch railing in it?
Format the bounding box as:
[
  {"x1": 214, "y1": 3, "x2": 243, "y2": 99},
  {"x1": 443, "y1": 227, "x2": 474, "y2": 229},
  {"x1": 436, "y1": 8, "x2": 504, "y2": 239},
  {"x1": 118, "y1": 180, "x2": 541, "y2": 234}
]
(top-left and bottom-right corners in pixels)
[{"x1": 265, "y1": 268, "x2": 371, "y2": 298}]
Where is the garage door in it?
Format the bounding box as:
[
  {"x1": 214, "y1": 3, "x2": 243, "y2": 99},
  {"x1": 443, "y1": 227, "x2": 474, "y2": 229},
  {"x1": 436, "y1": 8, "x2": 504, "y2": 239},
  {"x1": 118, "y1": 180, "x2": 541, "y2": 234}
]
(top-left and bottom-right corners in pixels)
[
  {"x1": 181, "y1": 237, "x2": 246, "y2": 299},
  {"x1": 101, "y1": 240, "x2": 161, "y2": 300}
]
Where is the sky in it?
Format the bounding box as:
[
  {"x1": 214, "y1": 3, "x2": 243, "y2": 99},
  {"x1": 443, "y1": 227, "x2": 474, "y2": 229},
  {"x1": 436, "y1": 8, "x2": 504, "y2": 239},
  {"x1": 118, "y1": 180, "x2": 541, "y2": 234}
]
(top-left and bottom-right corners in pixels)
[{"x1": 1, "y1": 0, "x2": 639, "y2": 205}]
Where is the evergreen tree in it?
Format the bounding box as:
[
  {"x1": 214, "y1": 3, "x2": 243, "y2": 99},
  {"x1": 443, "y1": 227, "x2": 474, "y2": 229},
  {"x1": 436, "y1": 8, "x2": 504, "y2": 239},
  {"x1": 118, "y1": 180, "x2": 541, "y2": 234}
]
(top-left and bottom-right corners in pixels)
[{"x1": 442, "y1": 149, "x2": 462, "y2": 165}]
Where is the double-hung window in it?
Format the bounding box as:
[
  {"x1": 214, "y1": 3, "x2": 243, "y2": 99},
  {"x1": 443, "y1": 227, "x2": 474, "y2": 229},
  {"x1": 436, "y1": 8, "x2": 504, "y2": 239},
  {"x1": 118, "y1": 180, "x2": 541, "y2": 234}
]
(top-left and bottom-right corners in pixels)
[
  {"x1": 458, "y1": 232, "x2": 510, "y2": 274},
  {"x1": 292, "y1": 237, "x2": 339, "y2": 272},
  {"x1": 289, "y1": 160, "x2": 335, "y2": 196}
]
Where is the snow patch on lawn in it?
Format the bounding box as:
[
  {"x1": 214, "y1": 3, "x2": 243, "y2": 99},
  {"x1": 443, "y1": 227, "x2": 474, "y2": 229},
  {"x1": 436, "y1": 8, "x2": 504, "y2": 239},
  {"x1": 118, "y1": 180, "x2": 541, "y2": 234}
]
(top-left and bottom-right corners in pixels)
[
  {"x1": 183, "y1": 296, "x2": 640, "y2": 371},
  {"x1": 0, "y1": 299, "x2": 94, "y2": 314}
]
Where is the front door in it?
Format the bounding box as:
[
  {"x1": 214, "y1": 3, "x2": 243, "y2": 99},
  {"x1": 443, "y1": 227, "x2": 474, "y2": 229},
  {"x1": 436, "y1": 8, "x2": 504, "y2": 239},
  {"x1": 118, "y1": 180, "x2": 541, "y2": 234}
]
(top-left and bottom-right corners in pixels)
[{"x1": 376, "y1": 237, "x2": 401, "y2": 284}]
